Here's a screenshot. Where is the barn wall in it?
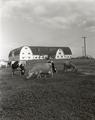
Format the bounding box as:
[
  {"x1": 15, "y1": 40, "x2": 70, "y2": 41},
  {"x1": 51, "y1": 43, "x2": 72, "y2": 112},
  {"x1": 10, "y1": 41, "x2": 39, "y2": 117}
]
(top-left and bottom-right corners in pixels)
[
  {"x1": 33, "y1": 55, "x2": 48, "y2": 60},
  {"x1": 55, "y1": 49, "x2": 65, "y2": 59},
  {"x1": 55, "y1": 48, "x2": 72, "y2": 59},
  {"x1": 20, "y1": 46, "x2": 33, "y2": 60},
  {"x1": 64, "y1": 55, "x2": 72, "y2": 59}
]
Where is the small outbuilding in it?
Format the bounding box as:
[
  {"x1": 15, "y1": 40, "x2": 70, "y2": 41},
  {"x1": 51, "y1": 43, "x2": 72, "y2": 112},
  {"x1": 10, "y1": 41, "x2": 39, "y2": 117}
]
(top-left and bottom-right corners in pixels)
[
  {"x1": 9, "y1": 46, "x2": 72, "y2": 61},
  {"x1": 0, "y1": 60, "x2": 8, "y2": 68}
]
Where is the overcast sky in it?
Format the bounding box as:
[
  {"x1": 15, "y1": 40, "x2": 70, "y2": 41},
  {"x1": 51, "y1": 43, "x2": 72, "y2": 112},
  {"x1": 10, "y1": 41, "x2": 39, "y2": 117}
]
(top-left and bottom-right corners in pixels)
[{"x1": 0, "y1": 0, "x2": 95, "y2": 60}]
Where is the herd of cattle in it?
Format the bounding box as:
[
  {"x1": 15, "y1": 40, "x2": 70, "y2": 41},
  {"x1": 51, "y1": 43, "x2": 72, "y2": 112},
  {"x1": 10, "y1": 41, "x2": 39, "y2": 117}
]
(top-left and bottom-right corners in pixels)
[{"x1": 9, "y1": 60, "x2": 78, "y2": 79}]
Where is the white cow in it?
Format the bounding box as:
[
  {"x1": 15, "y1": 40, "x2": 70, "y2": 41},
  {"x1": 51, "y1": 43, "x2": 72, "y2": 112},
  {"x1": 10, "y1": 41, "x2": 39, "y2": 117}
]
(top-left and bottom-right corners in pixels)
[{"x1": 26, "y1": 63, "x2": 53, "y2": 79}]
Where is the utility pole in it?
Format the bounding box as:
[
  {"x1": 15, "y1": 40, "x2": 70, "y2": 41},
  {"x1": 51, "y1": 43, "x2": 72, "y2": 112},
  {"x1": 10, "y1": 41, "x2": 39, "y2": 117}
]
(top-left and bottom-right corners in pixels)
[
  {"x1": 82, "y1": 36, "x2": 87, "y2": 57},
  {"x1": 82, "y1": 46, "x2": 84, "y2": 56}
]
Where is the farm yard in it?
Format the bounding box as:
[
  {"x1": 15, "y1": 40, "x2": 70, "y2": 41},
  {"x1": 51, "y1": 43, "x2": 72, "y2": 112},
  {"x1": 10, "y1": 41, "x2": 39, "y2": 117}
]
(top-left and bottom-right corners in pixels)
[{"x1": 0, "y1": 58, "x2": 95, "y2": 120}]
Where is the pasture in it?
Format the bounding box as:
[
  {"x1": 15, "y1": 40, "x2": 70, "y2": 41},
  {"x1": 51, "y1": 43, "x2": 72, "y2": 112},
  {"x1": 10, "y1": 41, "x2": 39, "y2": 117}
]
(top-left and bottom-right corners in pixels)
[{"x1": 0, "y1": 58, "x2": 95, "y2": 120}]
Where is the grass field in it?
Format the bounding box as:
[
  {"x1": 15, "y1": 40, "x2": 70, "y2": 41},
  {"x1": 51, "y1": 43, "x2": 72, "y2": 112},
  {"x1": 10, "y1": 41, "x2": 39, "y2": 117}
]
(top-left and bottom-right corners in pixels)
[{"x1": 0, "y1": 59, "x2": 95, "y2": 120}]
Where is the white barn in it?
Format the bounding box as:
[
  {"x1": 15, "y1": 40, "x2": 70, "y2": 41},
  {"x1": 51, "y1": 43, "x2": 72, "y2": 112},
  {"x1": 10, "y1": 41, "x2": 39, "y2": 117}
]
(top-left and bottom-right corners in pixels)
[{"x1": 9, "y1": 46, "x2": 72, "y2": 61}]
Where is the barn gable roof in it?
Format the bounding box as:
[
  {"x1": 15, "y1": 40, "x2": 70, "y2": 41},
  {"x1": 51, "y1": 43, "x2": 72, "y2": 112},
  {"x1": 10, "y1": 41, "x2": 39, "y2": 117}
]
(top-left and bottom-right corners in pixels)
[
  {"x1": 9, "y1": 47, "x2": 22, "y2": 57},
  {"x1": 9, "y1": 46, "x2": 72, "y2": 57},
  {"x1": 30, "y1": 46, "x2": 72, "y2": 55}
]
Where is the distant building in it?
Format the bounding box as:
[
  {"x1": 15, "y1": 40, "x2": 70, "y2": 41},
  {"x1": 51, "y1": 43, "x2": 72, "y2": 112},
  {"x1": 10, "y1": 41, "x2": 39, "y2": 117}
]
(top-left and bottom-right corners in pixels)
[
  {"x1": 0, "y1": 60, "x2": 8, "y2": 68},
  {"x1": 8, "y1": 46, "x2": 72, "y2": 61}
]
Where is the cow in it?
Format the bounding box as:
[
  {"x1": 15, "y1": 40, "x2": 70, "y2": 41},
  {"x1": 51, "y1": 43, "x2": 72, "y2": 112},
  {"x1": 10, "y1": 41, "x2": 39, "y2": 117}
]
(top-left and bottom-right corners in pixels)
[
  {"x1": 63, "y1": 61, "x2": 78, "y2": 72},
  {"x1": 11, "y1": 61, "x2": 25, "y2": 76},
  {"x1": 26, "y1": 62, "x2": 54, "y2": 79}
]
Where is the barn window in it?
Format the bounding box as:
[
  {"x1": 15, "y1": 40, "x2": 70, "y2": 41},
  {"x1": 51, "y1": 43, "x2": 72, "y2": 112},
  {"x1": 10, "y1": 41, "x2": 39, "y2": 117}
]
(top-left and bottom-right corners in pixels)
[
  {"x1": 61, "y1": 56, "x2": 63, "y2": 57},
  {"x1": 25, "y1": 48, "x2": 27, "y2": 49},
  {"x1": 28, "y1": 53, "x2": 30, "y2": 54},
  {"x1": 22, "y1": 53, "x2": 24, "y2": 54},
  {"x1": 57, "y1": 56, "x2": 59, "y2": 58},
  {"x1": 22, "y1": 57, "x2": 25, "y2": 59},
  {"x1": 59, "y1": 52, "x2": 61, "y2": 54},
  {"x1": 28, "y1": 57, "x2": 30, "y2": 59}
]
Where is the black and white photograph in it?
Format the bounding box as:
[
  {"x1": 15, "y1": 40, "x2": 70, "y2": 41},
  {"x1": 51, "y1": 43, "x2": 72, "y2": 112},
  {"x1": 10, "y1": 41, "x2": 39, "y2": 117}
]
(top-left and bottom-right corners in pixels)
[{"x1": 0, "y1": 0, "x2": 95, "y2": 120}]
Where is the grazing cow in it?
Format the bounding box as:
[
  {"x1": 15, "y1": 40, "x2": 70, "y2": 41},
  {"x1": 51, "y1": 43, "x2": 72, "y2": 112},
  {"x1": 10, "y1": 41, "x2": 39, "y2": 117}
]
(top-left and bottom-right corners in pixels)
[
  {"x1": 63, "y1": 61, "x2": 77, "y2": 72},
  {"x1": 26, "y1": 63, "x2": 53, "y2": 79},
  {"x1": 11, "y1": 61, "x2": 25, "y2": 75}
]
